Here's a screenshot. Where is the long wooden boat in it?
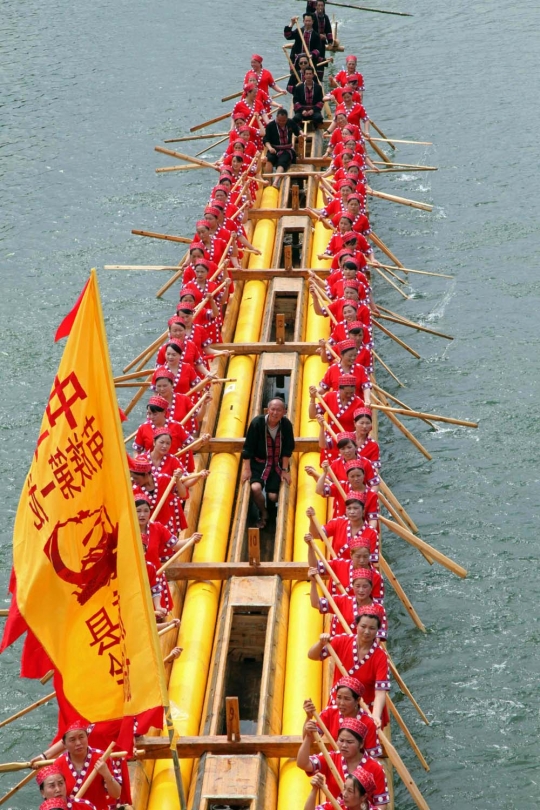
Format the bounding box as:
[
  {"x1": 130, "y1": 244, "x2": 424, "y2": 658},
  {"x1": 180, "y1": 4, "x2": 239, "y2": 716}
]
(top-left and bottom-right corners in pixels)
[
  {"x1": 0, "y1": 11, "x2": 471, "y2": 810},
  {"x1": 118, "y1": 23, "x2": 470, "y2": 810}
]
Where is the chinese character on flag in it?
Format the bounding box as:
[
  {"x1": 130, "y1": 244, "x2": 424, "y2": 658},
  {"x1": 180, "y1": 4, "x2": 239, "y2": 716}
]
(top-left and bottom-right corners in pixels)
[{"x1": 1, "y1": 270, "x2": 167, "y2": 730}]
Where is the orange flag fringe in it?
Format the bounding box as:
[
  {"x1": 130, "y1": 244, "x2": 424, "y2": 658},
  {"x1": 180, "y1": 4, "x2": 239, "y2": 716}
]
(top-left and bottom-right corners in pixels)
[{"x1": 11, "y1": 269, "x2": 167, "y2": 723}]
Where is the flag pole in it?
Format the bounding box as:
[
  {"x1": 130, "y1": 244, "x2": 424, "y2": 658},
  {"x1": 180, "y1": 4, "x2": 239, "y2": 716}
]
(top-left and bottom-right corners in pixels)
[{"x1": 164, "y1": 702, "x2": 187, "y2": 810}]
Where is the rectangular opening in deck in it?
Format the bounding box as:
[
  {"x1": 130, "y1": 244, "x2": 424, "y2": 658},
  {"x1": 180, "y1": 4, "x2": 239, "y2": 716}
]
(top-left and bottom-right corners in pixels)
[
  {"x1": 285, "y1": 177, "x2": 308, "y2": 209},
  {"x1": 279, "y1": 228, "x2": 305, "y2": 268},
  {"x1": 218, "y1": 608, "x2": 269, "y2": 735},
  {"x1": 269, "y1": 293, "x2": 298, "y2": 343},
  {"x1": 207, "y1": 802, "x2": 252, "y2": 810}
]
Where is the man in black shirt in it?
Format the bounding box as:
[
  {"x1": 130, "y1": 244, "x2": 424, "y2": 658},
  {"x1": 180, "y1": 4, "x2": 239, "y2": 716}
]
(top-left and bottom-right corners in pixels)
[
  {"x1": 264, "y1": 108, "x2": 304, "y2": 187},
  {"x1": 241, "y1": 398, "x2": 295, "y2": 528}
]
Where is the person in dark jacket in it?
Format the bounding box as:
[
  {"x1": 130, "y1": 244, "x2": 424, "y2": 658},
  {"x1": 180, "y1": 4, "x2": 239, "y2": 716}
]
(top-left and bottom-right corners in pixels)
[
  {"x1": 284, "y1": 14, "x2": 323, "y2": 67},
  {"x1": 241, "y1": 398, "x2": 295, "y2": 527},
  {"x1": 306, "y1": 0, "x2": 334, "y2": 76},
  {"x1": 292, "y1": 67, "x2": 324, "y2": 127},
  {"x1": 264, "y1": 108, "x2": 304, "y2": 187}
]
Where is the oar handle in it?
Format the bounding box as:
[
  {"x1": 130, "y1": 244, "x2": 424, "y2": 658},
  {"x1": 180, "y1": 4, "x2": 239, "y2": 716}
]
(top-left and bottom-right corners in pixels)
[{"x1": 74, "y1": 742, "x2": 115, "y2": 799}]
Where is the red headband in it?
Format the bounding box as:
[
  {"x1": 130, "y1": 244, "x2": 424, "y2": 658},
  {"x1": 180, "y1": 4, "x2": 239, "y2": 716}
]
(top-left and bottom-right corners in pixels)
[
  {"x1": 36, "y1": 765, "x2": 63, "y2": 786},
  {"x1": 354, "y1": 407, "x2": 372, "y2": 420},
  {"x1": 352, "y1": 766, "x2": 376, "y2": 799},
  {"x1": 336, "y1": 675, "x2": 365, "y2": 696},
  {"x1": 147, "y1": 395, "x2": 169, "y2": 411},
  {"x1": 351, "y1": 567, "x2": 373, "y2": 582},
  {"x1": 128, "y1": 454, "x2": 152, "y2": 474},
  {"x1": 338, "y1": 374, "x2": 357, "y2": 387},
  {"x1": 338, "y1": 338, "x2": 357, "y2": 353},
  {"x1": 339, "y1": 717, "x2": 367, "y2": 740}
]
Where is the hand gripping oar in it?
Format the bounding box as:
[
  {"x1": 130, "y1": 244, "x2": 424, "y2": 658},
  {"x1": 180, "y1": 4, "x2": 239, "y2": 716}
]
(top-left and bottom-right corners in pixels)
[
  {"x1": 74, "y1": 742, "x2": 116, "y2": 800},
  {"x1": 310, "y1": 512, "x2": 337, "y2": 559},
  {"x1": 308, "y1": 539, "x2": 346, "y2": 594},
  {"x1": 314, "y1": 392, "x2": 345, "y2": 433},
  {"x1": 313, "y1": 731, "x2": 345, "y2": 790},
  {"x1": 324, "y1": 644, "x2": 430, "y2": 810}
]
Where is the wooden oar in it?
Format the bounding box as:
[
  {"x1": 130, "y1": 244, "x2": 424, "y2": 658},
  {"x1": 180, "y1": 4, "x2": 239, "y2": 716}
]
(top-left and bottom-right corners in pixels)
[
  {"x1": 378, "y1": 477, "x2": 419, "y2": 533},
  {"x1": 131, "y1": 229, "x2": 191, "y2": 245},
  {"x1": 373, "y1": 320, "x2": 420, "y2": 358},
  {"x1": 309, "y1": 540, "x2": 346, "y2": 594},
  {"x1": 387, "y1": 655, "x2": 429, "y2": 725},
  {"x1": 0, "y1": 759, "x2": 57, "y2": 773},
  {"x1": 221, "y1": 73, "x2": 289, "y2": 103},
  {"x1": 373, "y1": 349, "x2": 405, "y2": 387},
  {"x1": 194, "y1": 135, "x2": 228, "y2": 157},
  {"x1": 325, "y1": 644, "x2": 429, "y2": 810},
  {"x1": 314, "y1": 393, "x2": 345, "y2": 433},
  {"x1": 123, "y1": 329, "x2": 167, "y2": 374},
  {"x1": 371, "y1": 403, "x2": 478, "y2": 429},
  {"x1": 371, "y1": 265, "x2": 410, "y2": 299},
  {"x1": 165, "y1": 132, "x2": 229, "y2": 144},
  {"x1": 363, "y1": 118, "x2": 396, "y2": 149},
  {"x1": 379, "y1": 554, "x2": 425, "y2": 632},
  {"x1": 320, "y1": 781, "x2": 345, "y2": 810},
  {"x1": 376, "y1": 312, "x2": 453, "y2": 341},
  {"x1": 387, "y1": 695, "x2": 430, "y2": 771},
  {"x1": 0, "y1": 692, "x2": 56, "y2": 729},
  {"x1": 371, "y1": 393, "x2": 432, "y2": 461},
  {"x1": 104, "y1": 265, "x2": 181, "y2": 271},
  {"x1": 190, "y1": 110, "x2": 231, "y2": 133},
  {"x1": 368, "y1": 187, "x2": 433, "y2": 212},
  {"x1": 312, "y1": 709, "x2": 339, "y2": 751},
  {"x1": 114, "y1": 368, "x2": 155, "y2": 383},
  {"x1": 313, "y1": 731, "x2": 344, "y2": 790},
  {"x1": 369, "y1": 231, "x2": 404, "y2": 269},
  {"x1": 310, "y1": 513, "x2": 337, "y2": 559},
  {"x1": 373, "y1": 384, "x2": 436, "y2": 429},
  {"x1": 365, "y1": 134, "x2": 393, "y2": 166},
  {"x1": 155, "y1": 165, "x2": 202, "y2": 173},
  {"x1": 157, "y1": 533, "x2": 200, "y2": 576},
  {"x1": 40, "y1": 670, "x2": 54, "y2": 685},
  {"x1": 154, "y1": 145, "x2": 220, "y2": 172},
  {"x1": 377, "y1": 304, "x2": 454, "y2": 336},
  {"x1": 370, "y1": 262, "x2": 453, "y2": 280},
  {"x1": 0, "y1": 771, "x2": 38, "y2": 806},
  {"x1": 380, "y1": 516, "x2": 467, "y2": 578},
  {"x1": 316, "y1": 1, "x2": 413, "y2": 18},
  {"x1": 123, "y1": 374, "x2": 153, "y2": 418},
  {"x1": 149, "y1": 475, "x2": 177, "y2": 523},
  {"x1": 74, "y1": 743, "x2": 115, "y2": 799},
  {"x1": 155, "y1": 252, "x2": 190, "y2": 299}
]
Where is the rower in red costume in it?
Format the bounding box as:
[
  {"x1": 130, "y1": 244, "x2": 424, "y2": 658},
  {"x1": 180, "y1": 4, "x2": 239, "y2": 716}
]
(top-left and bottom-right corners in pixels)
[
  {"x1": 327, "y1": 263, "x2": 370, "y2": 304},
  {"x1": 245, "y1": 54, "x2": 283, "y2": 94},
  {"x1": 161, "y1": 336, "x2": 203, "y2": 394},
  {"x1": 335, "y1": 90, "x2": 369, "y2": 130},
  {"x1": 307, "y1": 497, "x2": 378, "y2": 562},
  {"x1": 175, "y1": 302, "x2": 212, "y2": 352},
  {"x1": 318, "y1": 339, "x2": 372, "y2": 401},
  {"x1": 314, "y1": 460, "x2": 379, "y2": 523},
  {"x1": 303, "y1": 676, "x2": 381, "y2": 758},
  {"x1": 151, "y1": 367, "x2": 207, "y2": 436},
  {"x1": 135, "y1": 494, "x2": 202, "y2": 614},
  {"x1": 133, "y1": 394, "x2": 192, "y2": 458},
  {"x1": 155, "y1": 317, "x2": 206, "y2": 371},
  {"x1": 298, "y1": 717, "x2": 388, "y2": 806},
  {"x1": 36, "y1": 765, "x2": 98, "y2": 810},
  {"x1": 310, "y1": 285, "x2": 372, "y2": 332},
  {"x1": 326, "y1": 74, "x2": 363, "y2": 104},
  {"x1": 310, "y1": 430, "x2": 378, "y2": 489},
  {"x1": 353, "y1": 408, "x2": 380, "y2": 470},
  {"x1": 231, "y1": 84, "x2": 270, "y2": 126},
  {"x1": 346, "y1": 197, "x2": 371, "y2": 237},
  {"x1": 190, "y1": 219, "x2": 234, "y2": 267},
  {"x1": 308, "y1": 608, "x2": 391, "y2": 730},
  {"x1": 129, "y1": 455, "x2": 187, "y2": 536},
  {"x1": 327, "y1": 320, "x2": 372, "y2": 369},
  {"x1": 309, "y1": 375, "x2": 364, "y2": 433},
  {"x1": 306, "y1": 531, "x2": 383, "y2": 602},
  {"x1": 309, "y1": 565, "x2": 387, "y2": 639},
  {"x1": 54, "y1": 723, "x2": 122, "y2": 810},
  {"x1": 330, "y1": 55, "x2": 361, "y2": 89}
]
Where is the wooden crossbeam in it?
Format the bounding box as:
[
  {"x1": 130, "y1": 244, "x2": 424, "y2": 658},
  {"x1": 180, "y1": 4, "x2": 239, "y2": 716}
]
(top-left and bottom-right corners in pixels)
[
  {"x1": 209, "y1": 341, "x2": 321, "y2": 355},
  {"x1": 165, "y1": 561, "x2": 309, "y2": 581},
  {"x1": 135, "y1": 735, "x2": 302, "y2": 759},
  {"x1": 198, "y1": 437, "x2": 319, "y2": 453},
  {"x1": 248, "y1": 208, "x2": 314, "y2": 219},
  {"x1": 230, "y1": 268, "x2": 330, "y2": 280}
]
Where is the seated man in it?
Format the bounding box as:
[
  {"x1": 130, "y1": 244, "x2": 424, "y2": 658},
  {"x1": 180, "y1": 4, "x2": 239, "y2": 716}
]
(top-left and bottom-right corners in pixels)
[
  {"x1": 241, "y1": 397, "x2": 295, "y2": 528},
  {"x1": 264, "y1": 108, "x2": 304, "y2": 188},
  {"x1": 292, "y1": 66, "x2": 324, "y2": 128}
]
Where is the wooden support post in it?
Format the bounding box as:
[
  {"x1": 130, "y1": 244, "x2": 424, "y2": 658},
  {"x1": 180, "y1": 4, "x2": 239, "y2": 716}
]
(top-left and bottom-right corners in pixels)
[
  {"x1": 275, "y1": 313, "x2": 286, "y2": 345},
  {"x1": 291, "y1": 183, "x2": 300, "y2": 210},
  {"x1": 284, "y1": 244, "x2": 293, "y2": 271},
  {"x1": 225, "y1": 697, "x2": 241, "y2": 742},
  {"x1": 248, "y1": 528, "x2": 261, "y2": 567}
]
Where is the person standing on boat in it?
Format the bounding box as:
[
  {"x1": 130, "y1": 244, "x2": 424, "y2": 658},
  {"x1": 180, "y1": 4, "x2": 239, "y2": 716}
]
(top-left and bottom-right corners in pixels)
[
  {"x1": 245, "y1": 54, "x2": 284, "y2": 95},
  {"x1": 241, "y1": 398, "x2": 295, "y2": 528},
  {"x1": 330, "y1": 55, "x2": 361, "y2": 89},
  {"x1": 284, "y1": 15, "x2": 323, "y2": 69},
  {"x1": 264, "y1": 108, "x2": 303, "y2": 188},
  {"x1": 292, "y1": 67, "x2": 324, "y2": 128}
]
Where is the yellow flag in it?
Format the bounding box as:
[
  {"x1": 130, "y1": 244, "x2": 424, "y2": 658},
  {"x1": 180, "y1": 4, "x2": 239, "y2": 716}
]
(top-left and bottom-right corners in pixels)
[{"x1": 13, "y1": 270, "x2": 167, "y2": 722}]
